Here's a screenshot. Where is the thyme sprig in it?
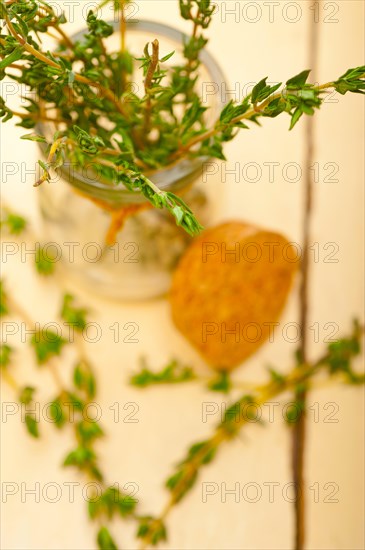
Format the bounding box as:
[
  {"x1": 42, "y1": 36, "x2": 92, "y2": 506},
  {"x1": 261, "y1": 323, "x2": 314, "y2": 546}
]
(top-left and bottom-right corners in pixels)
[
  {"x1": 130, "y1": 358, "x2": 196, "y2": 387},
  {"x1": 1, "y1": 282, "x2": 138, "y2": 549},
  {"x1": 138, "y1": 322, "x2": 364, "y2": 547}
]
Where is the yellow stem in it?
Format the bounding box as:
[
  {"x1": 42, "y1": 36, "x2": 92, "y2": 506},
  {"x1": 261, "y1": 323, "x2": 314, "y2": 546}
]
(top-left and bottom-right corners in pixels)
[{"x1": 2, "y1": 369, "x2": 20, "y2": 391}]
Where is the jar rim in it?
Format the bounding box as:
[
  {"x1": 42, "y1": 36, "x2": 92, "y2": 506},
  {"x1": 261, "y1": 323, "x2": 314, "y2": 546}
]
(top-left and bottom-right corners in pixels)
[{"x1": 37, "y1": 18, "x2": 228, "y2": 203}]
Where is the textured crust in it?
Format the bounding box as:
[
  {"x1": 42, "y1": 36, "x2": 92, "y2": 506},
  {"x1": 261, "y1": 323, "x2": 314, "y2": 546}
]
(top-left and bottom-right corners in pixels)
[{"x1": 169, "y1": 221, "x2": 298, "y2": 370}]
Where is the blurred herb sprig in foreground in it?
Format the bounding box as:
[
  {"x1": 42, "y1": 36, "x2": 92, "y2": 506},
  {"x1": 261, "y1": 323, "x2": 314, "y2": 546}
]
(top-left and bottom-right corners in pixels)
[
  {"x1": 135, "y1": 322, "x2": 364, "y2": 547},
  {"x1": 1, "y1": 208, "x2": 364, "y2": 548},
  {"x1": 1, "y1": 275, "x2": 137, "y2": 550}
]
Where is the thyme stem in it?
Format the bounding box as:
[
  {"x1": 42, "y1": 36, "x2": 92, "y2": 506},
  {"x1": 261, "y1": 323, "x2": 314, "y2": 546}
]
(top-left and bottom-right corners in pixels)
[
  {"x1": 3, "y1": 9, "x2": 129, "y2": 118},
  {"x1": 143, "y1": 39, "x2": 159, "y2": 135},
  {"x1": 169, "y1": 80, "x2": 338, "y2": 160}
]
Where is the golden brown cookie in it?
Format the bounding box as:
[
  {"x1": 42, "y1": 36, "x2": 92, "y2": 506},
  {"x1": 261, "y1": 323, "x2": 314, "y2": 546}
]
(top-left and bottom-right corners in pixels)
[{"x1": 170, "y1": 221, "x2": 299, "y2": 370}]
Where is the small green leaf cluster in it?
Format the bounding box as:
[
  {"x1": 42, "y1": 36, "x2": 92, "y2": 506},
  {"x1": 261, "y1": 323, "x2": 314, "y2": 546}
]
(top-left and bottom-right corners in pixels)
[
  {"x1": 73, "y1": 361, "x2": 96, "y2": 398},
  {"x1": 137, "y1": 517, "x2": 167, "y2": 546},
  {"x1": 165, "y1": 439, "x2": 216, "y2": 503},
  {"x1": 0, "y1": 343, "x2": 12, "y2": 368},
  {"x1": 334, "y1": 66, "x2": 365, "y2": 95},
  {"x1": 61, "y1": 293, "x2": 89, "y2": 332},
  {"x1": 252, "y1": 77, "x2": 282, "y2": 104},
  {"x1": 34, "y1": 244, "x2": 56, "y2": 275},
  {"x1": 179, "y1": 0, "x2": 215, "y2": 27},
  {"x1": 268, "y1": 367, "x2": 286, "y2": 386},
  {"x1": 130, "y1": 358, "x2": 196, "y2": 387},
  {"x1": 74, "y1": 126, "x2": 105, "y2": 155},
  {"x1": 86, "y1": 10, "x2": 114, "y2": 39},
  {"x1": 179, "y1": 0, "x2": 214, "y2": 75},
  {"x1": 49, "y1": 390, "x2": 81, "y2": 427},
  {"x1": 0, "y1": 283, "x2": 14, "y2": 373},
  {"x1": 97, "y1": 526, "x2": 118, "y2": 550},
  {"x1": 0, "y1": 96, "x2": 13, "y2": 122},
  {"x1": 19, "y1": 385, "x2": 39, "y2": 437},
  {"x1": 322, "y1": 320, "x2": 364, "y2": 384},
  {"x1": 0, "y1": 209, "x2": 27, "y2": 235},
  {"x1": 207, "y1": 371, "x2": 231, "y2": 393},
  {"x1": 63, "y1": 442, "x2": 103, "y2": 481},
  {"x1": 89, "y1": 486, "x2": 137, "y2": 520},
  {"x1": 0, "y1": 280, "x2": 9, "y2": 316},
  {"x1": 30, "y1": 329, "x2": 66, "y2": 364},
  {"x1": 220, "y1": 395, "x2": 256, "y2": 436}
]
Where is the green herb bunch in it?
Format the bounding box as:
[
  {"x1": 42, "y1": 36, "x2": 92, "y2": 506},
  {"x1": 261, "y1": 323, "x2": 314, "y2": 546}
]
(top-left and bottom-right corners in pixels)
[
  {"x1": 1, "y1": 0, "x2": 364, "y2": 235},
  {"x1": 1, "y1": 207, "x2": 364, "y2": 549}
]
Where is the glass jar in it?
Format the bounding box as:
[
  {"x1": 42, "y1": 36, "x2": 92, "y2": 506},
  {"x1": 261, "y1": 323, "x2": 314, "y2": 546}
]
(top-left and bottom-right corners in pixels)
[{"x1": 37, "y1": 20, "x2": 227, "y2": 300}]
